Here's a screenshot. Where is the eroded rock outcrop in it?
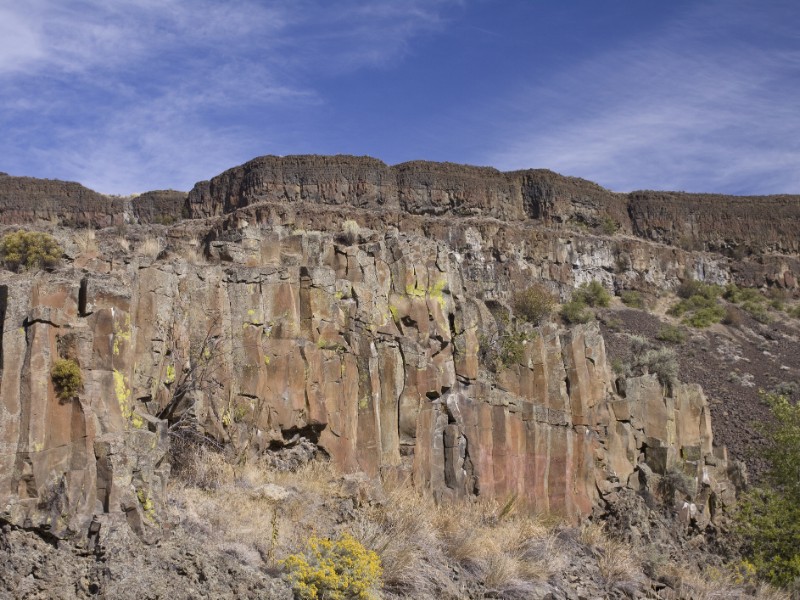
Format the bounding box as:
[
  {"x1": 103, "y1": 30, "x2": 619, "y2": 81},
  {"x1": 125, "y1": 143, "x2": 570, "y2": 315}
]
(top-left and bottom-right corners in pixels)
[
  {"x1": 0, "y1": 173, "x2": 186, "y2": 229},
  {"x1": 1, "y1": 220, "x2": 736, "y2": 542},
  {"x1": 5, "y1": 154, "x2": 792, "y2": 545}
]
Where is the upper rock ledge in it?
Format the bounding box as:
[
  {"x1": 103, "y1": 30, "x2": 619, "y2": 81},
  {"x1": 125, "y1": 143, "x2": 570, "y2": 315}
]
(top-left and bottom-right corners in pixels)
[
  {"x1": 185, "y1": 154, "x2": 800, "y2": 255},
  {"x1": 2, "y1": 155, "x2": 800, "y2": 255},
  {"x1": 0, "y1": 173, "x2": 186, "y2": 229},
  {"x1": 185, "y1": 154, "x2": 630, "y2": 228}
]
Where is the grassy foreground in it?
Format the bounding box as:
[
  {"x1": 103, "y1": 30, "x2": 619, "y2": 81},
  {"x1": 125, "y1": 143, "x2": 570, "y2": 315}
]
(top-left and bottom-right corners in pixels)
[{"x1": 167, "y1": 445, "x2": 789, "y2": 599}]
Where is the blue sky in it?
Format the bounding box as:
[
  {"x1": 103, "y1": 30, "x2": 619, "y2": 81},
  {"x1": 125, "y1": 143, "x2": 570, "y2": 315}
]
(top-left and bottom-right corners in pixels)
[{"x1": 1, "y1": 0, "x2": 798, "y2": 195}]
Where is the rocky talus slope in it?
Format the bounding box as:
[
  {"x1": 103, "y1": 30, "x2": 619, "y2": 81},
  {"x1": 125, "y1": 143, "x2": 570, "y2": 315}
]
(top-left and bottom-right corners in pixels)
[{"x1": 0, "y1": 156, "x2": 798, "y2": 598}]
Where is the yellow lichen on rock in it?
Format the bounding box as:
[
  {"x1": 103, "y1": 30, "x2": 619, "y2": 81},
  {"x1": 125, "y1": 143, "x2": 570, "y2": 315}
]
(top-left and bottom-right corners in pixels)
[
  {"x1": 113, "y1": 369, "x2": 142, "y2": 428},
  {"x1": 112, "y1": 314, "x2": 132, "y2": 356}
]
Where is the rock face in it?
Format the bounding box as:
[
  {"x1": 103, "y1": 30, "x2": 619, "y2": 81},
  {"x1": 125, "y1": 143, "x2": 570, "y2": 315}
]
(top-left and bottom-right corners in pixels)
[
  {"x1": 2, "y1": 154, "x2": 791, "y2": 543},
  {"x1": 1, "y1": 226, "x2": 734, "y2": 542},
  {"x1": 628, "y1": 190, "x2": 800, "y2": 255},
  {"x1": 0, "y1": 173, "x2": 122, "y2": 228},
  {"x1": 0, "y1": 173, "x2": 187, "y2": 228},
  {"x1": 185, "y1": 155, "x2": 631, "y2": 229},
  {"x1": 184, "y1": 154, "x2": 800, "y2": 257},
  {"x1": 5, "y1": 155, "x2": 799, "y2": 263}
]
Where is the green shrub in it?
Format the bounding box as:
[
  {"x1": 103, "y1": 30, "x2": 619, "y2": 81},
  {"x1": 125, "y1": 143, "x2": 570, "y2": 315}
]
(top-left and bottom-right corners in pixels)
[
  {"x1": 0, "y1": 230, "x2": 62, "y2": 272},
  {"x1": 639, "y1": 347, "x2": 678, "y2": 390},
  {"x1": 742, "y1": 301, "x2": 772, "y2": 324},
  {"x1": 735, "y1": 392, "x2": 800, "y2": 588},
  {"x1": 770, "y1": 298, "x2": 785, "y2": 311},
  {"x1": 676, "y1": 278, "x2": 721, "y2": 300},
  {"x1": 669, "y1": 282, "x2": 725, "y2": 328},
  {"x1": 573, "y1": 280, "x2": 611, "y2": 308},
  {"x1": 789, "y1": 306, "x2": 800, "y2": 320},
  {"x1": 667, "y1": 295, "x2": 708, "y2": 317},
  {"x1": 771, "y1": 381, "x2": 799, "y2": 398},
  {"x1": 282, "y1": 533, "x2": 382, "y2": 600},
  {"x1": 619, "y1": 336, "x2": 678, "y2": 390},
  {"x1": 499, "y1": 330, "x2": 537, "y2": 367},
  {"x1": 627, "y1": 334, "x2": 652, "y2": 356},
  {"x1": 723, "y1": 285, "x2": 773, "y2": 323},
  {"x1": 512, "y1": 284, "x2": 556, "y2": 325},
  {"x1": 724, "y1": 284, "x2": 764, "y2": 305},
  {"x1": 600, "y1": 315, "x2": 623, "y2": 331},
  {"x1": 683, "y1": 305, "x2": 726, "y2": 328},
  {"x1": 599, "y1": 216, "x2": 618, "y2": 235},
  {"x1": 51, "y1": 359, "x2": 82, "y2": 399},
  {"x1": 620, "y1": 290, "x2": 644, "y2": 309},
  {"x1": 655, "y1": 324, "x2": 686, "y2": 344},
  {"x1": 561, "y1": 299, "x2": 593, "y2": 324}
]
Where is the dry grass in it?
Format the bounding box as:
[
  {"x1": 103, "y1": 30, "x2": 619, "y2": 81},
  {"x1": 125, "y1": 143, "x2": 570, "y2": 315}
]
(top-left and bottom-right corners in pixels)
[
  {"x1": 596, "y1": 537, "x2": 640, "y2": 583},
  {"x1": 579, "y1": 521, "x2": 641, "y2": 584},
  {"x1": 167, "y1": 448, "x2": 789, "y2": 600},
  {"x1": 184, "y1": 236, "x2": 205, "y2": 264},
  {"x1": 579, "y1": 521, "x2": 606, "y2": 546},
  {"x1": 140, "y1": 236, "x2": 163, "y2": 258},
  {"x1": 657, "y1": 563, "x2": 792, "y2": 600},
  {"x1": 352, "y1": 486, "x2": 449, "y2": 597},
  {"x1": 74, "y1": 229, "x2": 97, "y2": 254},
  {"x1": 169, "y1": 445, "x2": 344, "y2": 571},
  {"x1": 351, "y1": 483, "x2": 567, "y2": 599},
  {"x1": 340, "y1": 219, "x2": 361, "y2": 245},
  {"x1": 169, "y1": 448, "x2": 569, "y2": 599}
]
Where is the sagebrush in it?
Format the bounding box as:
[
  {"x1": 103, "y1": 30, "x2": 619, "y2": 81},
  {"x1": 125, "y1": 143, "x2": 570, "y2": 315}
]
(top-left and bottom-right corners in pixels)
[
  {"x1": 0, "y1": 230, "x2": 61, "y2": 271},
  {"x1": 735, "y1": 392, "x2": 800, "y2": 588},
  {"x1": 512, "y1": 284, "x2": 556, "y2": 325},
  {"x1": 51, "y1": 358, "x2": 83, "y2": 399}
]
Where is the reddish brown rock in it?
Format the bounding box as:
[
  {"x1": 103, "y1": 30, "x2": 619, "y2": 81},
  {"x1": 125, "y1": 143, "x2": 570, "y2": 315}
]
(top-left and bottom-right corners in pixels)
[{"x1": 1, "y1": 156, "x2": 771, "y2": 538}]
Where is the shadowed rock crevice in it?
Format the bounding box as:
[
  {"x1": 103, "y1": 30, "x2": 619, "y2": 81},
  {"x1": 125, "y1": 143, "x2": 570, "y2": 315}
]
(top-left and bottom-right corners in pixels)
[{"x1": 0, "y1": 284, "x2": 7, "y2": 373}]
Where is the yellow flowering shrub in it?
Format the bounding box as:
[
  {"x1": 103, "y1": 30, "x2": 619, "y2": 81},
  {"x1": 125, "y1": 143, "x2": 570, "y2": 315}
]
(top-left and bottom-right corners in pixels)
[
  {"x1": 282, "y1": 533, "x2": 382, "y2": 600},
  {"x1": 0, "y1": 230, "x2": 61, "y2": 272}
]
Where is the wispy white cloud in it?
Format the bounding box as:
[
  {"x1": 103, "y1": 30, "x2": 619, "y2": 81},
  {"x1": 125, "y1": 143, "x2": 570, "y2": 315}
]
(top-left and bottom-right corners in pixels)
[
  {"x1": 0, "y1": 0, "x2": 288, "y2": 75},
  {"x1": 0, "y1": 0, "x2": 456, "y2": 193},
  {"x1": 486, "y1": 1, "x2": 800, "y2": 194}
]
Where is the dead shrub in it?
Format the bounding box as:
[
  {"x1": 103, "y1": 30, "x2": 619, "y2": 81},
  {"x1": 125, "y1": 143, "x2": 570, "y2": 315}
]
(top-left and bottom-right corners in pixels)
[
  {"x1": 512, "y1": 284, "x2": 557, "y2": 325},
  {"x1": 339, "y1": 219, "x2": 361, "y2": 245},
  {"x1": 723, "y1": 306, "x2": 745, "y2": 328}
]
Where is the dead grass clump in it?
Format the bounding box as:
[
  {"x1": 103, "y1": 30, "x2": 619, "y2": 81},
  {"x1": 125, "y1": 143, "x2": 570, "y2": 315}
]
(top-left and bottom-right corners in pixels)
[
  {"x1": 172, "y1": 442, "x2": 233, "y2": 490},
  {"x1": 185, "y1": 236, "x2": 205, "y2": 264},
  {"x1": 437, "y1": 501, "x2": 562, "y2": 599},
  {"x1": 353, "y1": 484, "x2": 452, "y2": 598},
  {"x1": 140, "y1": 236, "x2": 163, "y2": 258},
  {"x1": 723, "y1": 306, "x2": 746, "y2": 328},
  {"x1": 579, "y1": 521, "x2": 606, "y2": 546},
  {"x1": 270, "y1": 458, "x2": 336, "y2": 495},
  {"x1": 658, "y1": 563, "x2": 791, "y2": 600},
  {"x1": 169, "y1": 445, "x2": 347, "y2": 575},
  {"x1": 339, "y1": 219, "x2": 361, "y2": 245},
  {"x1": 352, "y1": 485, "x2": 566, "y2": 599},
  {"x1": 580, "y1": 522, "x2": 641, "y2": 585},
  {"x1": 597, "y1": 537, "x2": 640, "y2": 583},
  {"x1": 74, "y1": 229, "x2": 97, "y2": 253}
]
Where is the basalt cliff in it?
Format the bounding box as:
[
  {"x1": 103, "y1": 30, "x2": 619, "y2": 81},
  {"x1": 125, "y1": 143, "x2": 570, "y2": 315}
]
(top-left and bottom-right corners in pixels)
[{"x1": 1, "y1": 156, "x2": 798, "y2": 598}]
